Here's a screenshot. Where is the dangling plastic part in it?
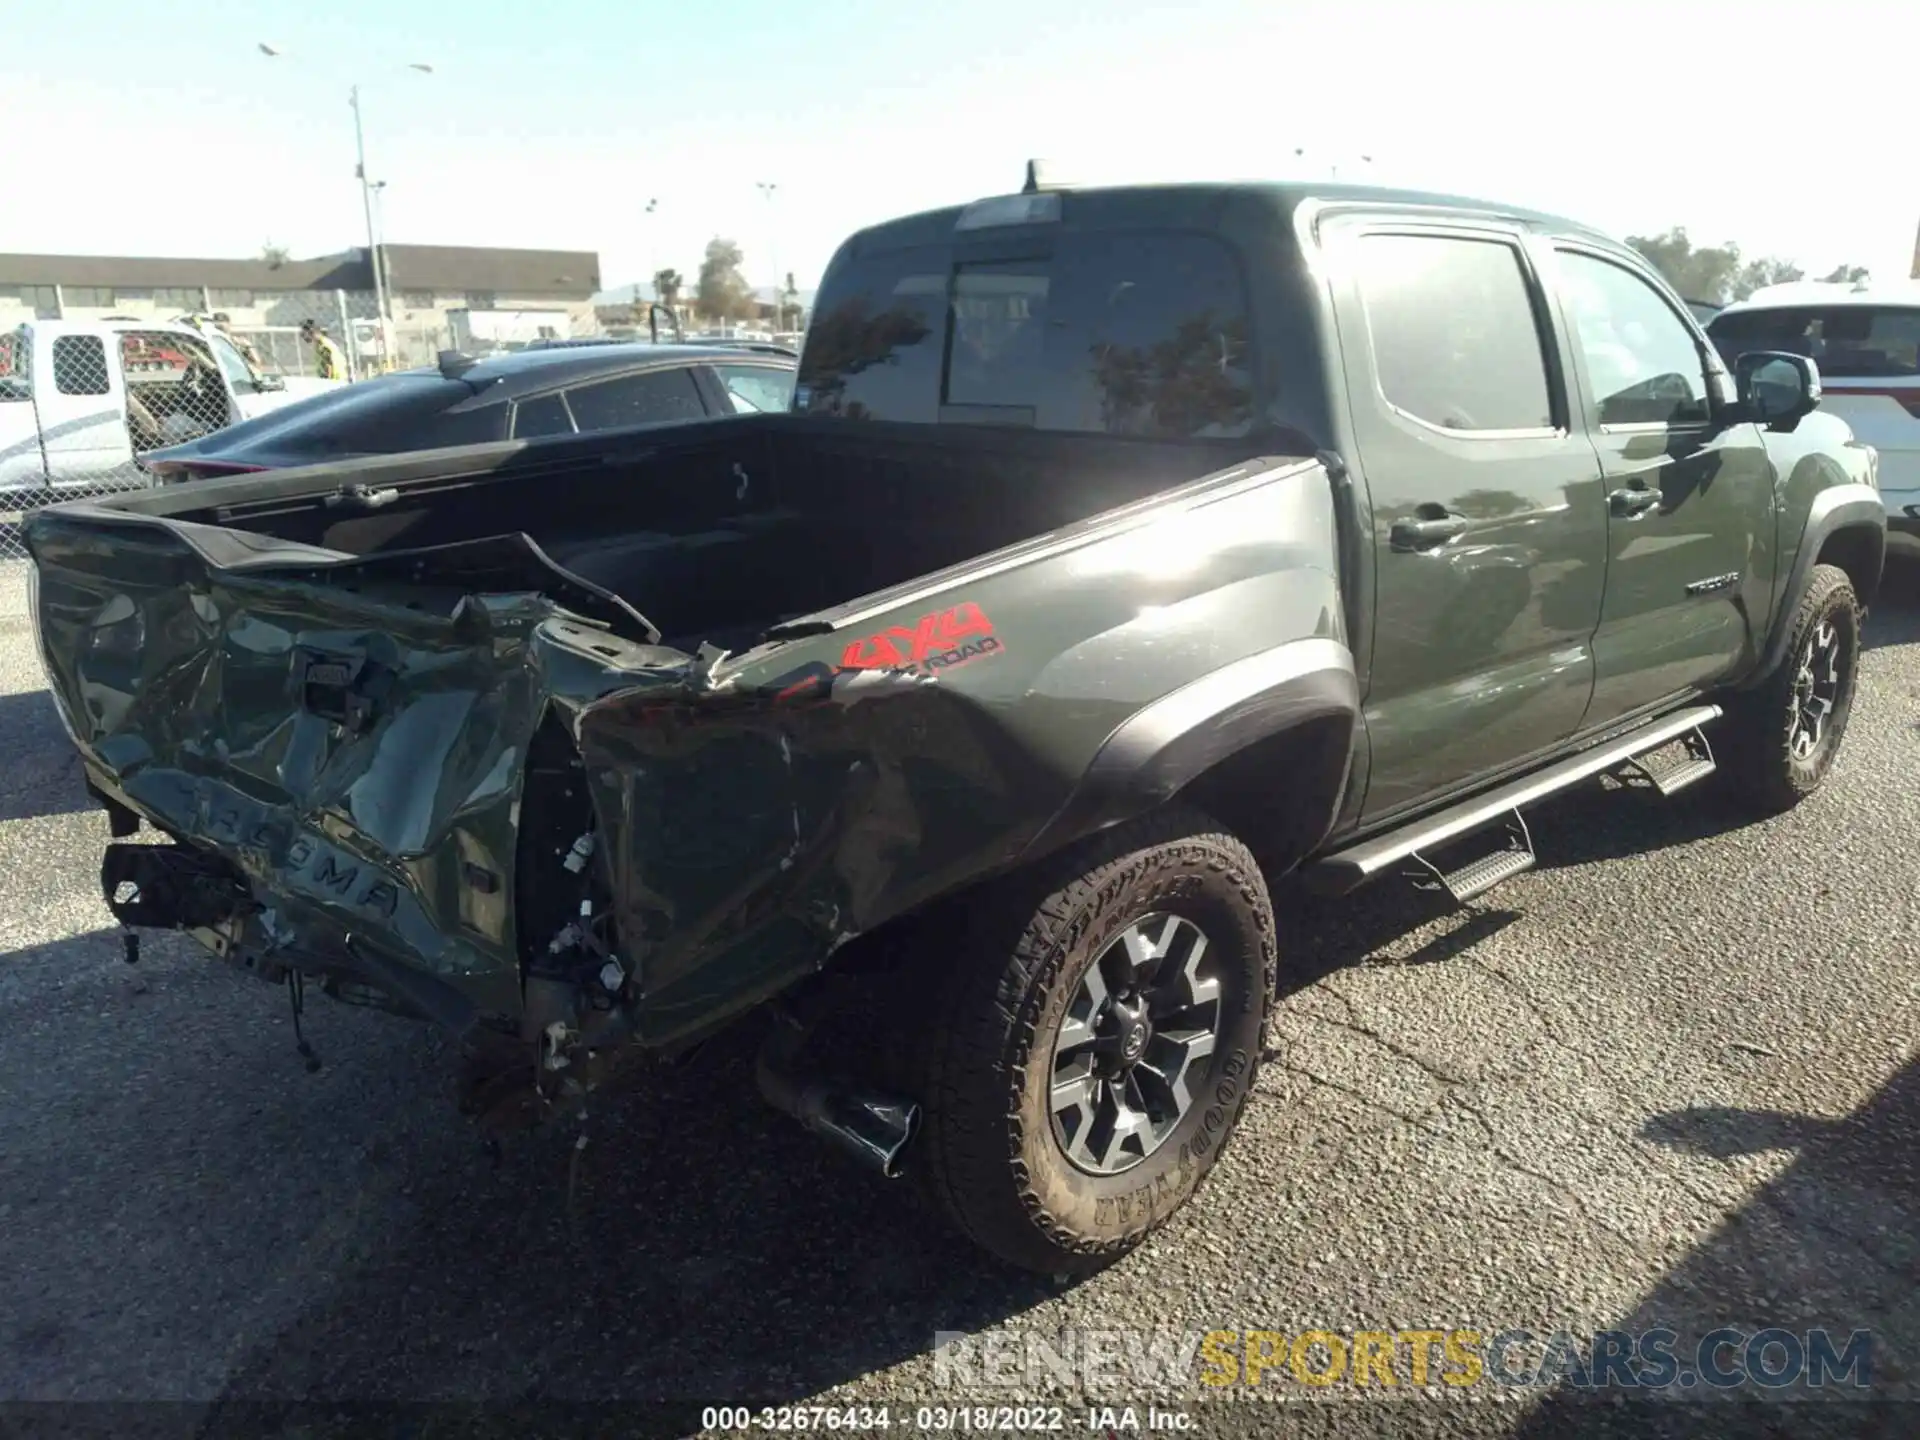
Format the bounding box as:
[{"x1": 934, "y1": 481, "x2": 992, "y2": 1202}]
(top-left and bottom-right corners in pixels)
[{"x1": 287, "y1": 971, "x2": 323, "y2": 1073}]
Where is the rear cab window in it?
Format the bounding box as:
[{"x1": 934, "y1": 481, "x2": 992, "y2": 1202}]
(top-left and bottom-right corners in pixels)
[{"x1": 795, "y1": 230, "x2": 1254, "y2": 437}]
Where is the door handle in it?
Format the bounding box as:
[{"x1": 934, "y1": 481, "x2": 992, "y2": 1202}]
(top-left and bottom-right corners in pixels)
[
  {"x1": 1609, "y1": 484, "x2": 1663, "y2": 517},
  {"x1": 1389, "y1": 514, "x2": 1470, "y2": 551}
]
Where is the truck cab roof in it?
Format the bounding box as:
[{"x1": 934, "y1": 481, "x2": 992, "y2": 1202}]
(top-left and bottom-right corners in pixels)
[
  {"x1": 10, "y1": 316, "x2": 220, "y2": 343},
  {"x1": 838, "y1": 179, "x2": 1618, "y2": 257},
  {"x1": 799, "y1": 178, "x2": 1638, "y2": 451}
]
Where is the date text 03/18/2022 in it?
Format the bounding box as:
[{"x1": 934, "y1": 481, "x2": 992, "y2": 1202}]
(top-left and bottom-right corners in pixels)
[{"x1": 700, "y1": 1405, "x2": 1195, "y2": 1432}]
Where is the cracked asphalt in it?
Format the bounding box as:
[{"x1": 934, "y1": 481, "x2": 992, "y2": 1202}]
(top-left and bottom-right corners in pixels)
[{"x1": 0, "y1": 559, "x2": 1916, "y2": 1439}]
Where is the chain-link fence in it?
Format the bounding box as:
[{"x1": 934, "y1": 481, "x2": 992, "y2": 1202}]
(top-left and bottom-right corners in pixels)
[{"x1": 0, "y1": 291, "x2": 604, "y2": 561}]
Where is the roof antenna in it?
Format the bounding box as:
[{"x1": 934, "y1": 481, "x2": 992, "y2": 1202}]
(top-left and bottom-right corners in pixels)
[
  {"x1": 1022, "y1": 159, "x2": 1042, "y2": 195},
  {"x1": 437, "y1": 349, "x2": 478, "y2": 379}
]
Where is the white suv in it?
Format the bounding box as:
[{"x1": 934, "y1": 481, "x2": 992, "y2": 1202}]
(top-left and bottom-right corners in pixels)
[{"x1": 1708, "y1": 282, "x2": 1920, "y2": 554}]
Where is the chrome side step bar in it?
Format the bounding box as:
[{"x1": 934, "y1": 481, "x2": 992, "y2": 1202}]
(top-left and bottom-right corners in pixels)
[{"x1": 1306, "y1": 704, "x2": 1722, "y2": 896}]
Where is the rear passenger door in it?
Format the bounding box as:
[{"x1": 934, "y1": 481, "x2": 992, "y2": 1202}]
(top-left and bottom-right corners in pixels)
[
  {"x1": 1327, "y1": 221, "x2": 1609, "y2": 822},
  {"x1": 1549, "y1": 245, "x2": 1777, "y2": 727}
]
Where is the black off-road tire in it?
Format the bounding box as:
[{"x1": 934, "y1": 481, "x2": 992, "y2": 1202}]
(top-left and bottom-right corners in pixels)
[
  {"x1": 1717, "y1": 563, "x2": 1861, "y2": 815},
  {"x1": 911, "y1": 806, "x2": 1275, "y2": 1276}
]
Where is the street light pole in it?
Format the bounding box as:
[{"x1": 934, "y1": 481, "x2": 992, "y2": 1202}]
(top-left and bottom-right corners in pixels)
[
  {"x1": 260, "y1": 45, "x2": 428, "y2": 372},
  {"x1": 756, "y1": 181, "x2": 778, "y2": 331},
  {"x1": 641, "y1": 197, "x2": 657, "y2": 322},
  {"x1": 349, "y1": 85, "x2": 392, "y2": 368}
]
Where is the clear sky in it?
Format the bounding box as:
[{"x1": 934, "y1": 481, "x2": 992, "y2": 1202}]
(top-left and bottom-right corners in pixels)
[{"x1": 3, "y1": 0, "x2": 1915, "y2": 294}]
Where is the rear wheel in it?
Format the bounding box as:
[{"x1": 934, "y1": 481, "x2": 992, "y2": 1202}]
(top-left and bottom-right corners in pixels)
[
  {"x1": 1717, "y1": 563, "x2": 1861, "y2": 814},
  {"x1": 911, "y1": 807, "x2": 1274, "y2": 1275}
]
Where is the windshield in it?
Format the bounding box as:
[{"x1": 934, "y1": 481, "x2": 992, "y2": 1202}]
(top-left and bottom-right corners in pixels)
[
  {"x1": 795, "y1": 230, "x2": 1255, "y2": 437},
  {"x1": 1708, "y1": 304, "x2": 1920, "y2": 379}
]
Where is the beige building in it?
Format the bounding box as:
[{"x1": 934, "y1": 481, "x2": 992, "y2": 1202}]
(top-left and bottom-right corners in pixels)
[{"x1": 0, "y1": 244, "x2": 603, "y2": 375}]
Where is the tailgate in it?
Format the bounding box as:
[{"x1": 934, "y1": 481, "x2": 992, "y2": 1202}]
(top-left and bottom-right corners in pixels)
[{"x1": 25, "y1": 507, "x2": 691, "y2": 1027}]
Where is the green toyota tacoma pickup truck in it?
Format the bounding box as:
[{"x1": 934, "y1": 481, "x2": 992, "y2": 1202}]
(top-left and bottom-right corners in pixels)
[{"x1": 25, "y1": 173, "x2": 1886, "y2": 1275}]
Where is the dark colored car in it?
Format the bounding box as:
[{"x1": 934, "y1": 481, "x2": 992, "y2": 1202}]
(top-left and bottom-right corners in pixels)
[
  {"x1": 142, "y1": 343, "x2": 796, "y2": 482},
  {"x1": 27, "y1": 177, "x2": 1884, "y2": 1276}
]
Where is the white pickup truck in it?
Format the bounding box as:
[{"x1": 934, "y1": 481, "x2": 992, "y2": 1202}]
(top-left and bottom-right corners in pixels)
[{"x1": 0, "y1": 318, "x2": 342, "y2": 497}]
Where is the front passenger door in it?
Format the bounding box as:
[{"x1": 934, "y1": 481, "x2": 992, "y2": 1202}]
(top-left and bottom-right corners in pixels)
[{"x1": 1552, "y1": 247, "x2": 1778, "y2": 729}]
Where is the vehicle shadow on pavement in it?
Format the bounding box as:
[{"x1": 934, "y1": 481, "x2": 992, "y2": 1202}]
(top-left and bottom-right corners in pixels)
[
  {"x1": 1501, "y1": 1054, "x2": 1920, "y2": 1439},
  {"x1": 1524, "y1": 778, "x2": 1771, "y2": 873},
  {"x1": 1270, "y1": 875, "x2": 1522, "y2": 993},
  {"x1": 1864, "y1": 565, "x2": 1920, "y2": 651},
  {"x1": 0, "y1": 688, "x2": 92, "y2": 823},
  {"x1": 0, "y1": 929, "x2": 1051, "y2": 1415},
  {"x1": 195, "y1": 1009, "x2": 1052, "y2": 1411}
]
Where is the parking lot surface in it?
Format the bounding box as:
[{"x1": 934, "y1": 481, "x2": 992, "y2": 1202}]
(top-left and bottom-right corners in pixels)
[{"x1": 1, "y1": 559, "x2": 1915, "y2": 1438}]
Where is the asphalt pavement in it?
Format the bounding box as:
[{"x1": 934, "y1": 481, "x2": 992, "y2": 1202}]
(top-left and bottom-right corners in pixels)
[{"x1": 1, "y1": 559, "x2": 1916, "y2": 1439}]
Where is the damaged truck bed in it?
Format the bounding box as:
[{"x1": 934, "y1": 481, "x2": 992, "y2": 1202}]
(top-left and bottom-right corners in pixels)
[{"x1": 27, "y1": 410, "x2": 1345, "y2": 1127}]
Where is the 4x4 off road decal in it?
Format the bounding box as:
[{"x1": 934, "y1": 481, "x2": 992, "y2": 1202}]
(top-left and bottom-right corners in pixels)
[{"x1": 839, "y1": 601, "x2": 1004, "y2": 675}]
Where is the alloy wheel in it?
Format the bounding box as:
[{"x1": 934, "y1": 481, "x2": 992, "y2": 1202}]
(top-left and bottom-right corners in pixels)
[{"x1": 1049, "y1": 912, "x2": 1224, "y2": 1176}]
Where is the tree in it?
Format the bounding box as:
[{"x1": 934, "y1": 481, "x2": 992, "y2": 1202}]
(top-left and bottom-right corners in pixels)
[
  {"x1": 1626, "y1": 228, "x2": 1742, "y2": 304},
  {"x1": 798, "y1": 298, "x2": 932, "y2": 414},
  {"x1": 1734, "y1": 255, "x2": 1804, "y2": 299},
  {"x1": 1090, "y1": 313, "x2": 1253, "y2": 438},
  {"x1": 652, "y1": 268, "x2": 683, "y2": 310},
  {"x1": 1625, "y1": 227, "x2": 1814, "y2": 305},
  {"x1": 260, "y1": 241, "x2": 290, "y2": 268},
  {"x1": 696, "y1": 238, "x2": 752, "y2": 322},
  {"x1": 1821, "y1": 263, "x2": 1871, "y2": 286}
]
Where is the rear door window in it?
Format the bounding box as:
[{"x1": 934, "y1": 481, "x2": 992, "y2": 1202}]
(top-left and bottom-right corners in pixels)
[
  {"x1": 1352, "y1": 232, "x2": 1555, "y2": 433},
  {"x1": 1708, "y1": 305, "x2": 1920, "y2": 379},
  {"x1": 797, "y1": 231, "x2": 1254, "y2": 437},
  {"x1": 563, "y1": 366, "x2": 708, "y2": 433}
]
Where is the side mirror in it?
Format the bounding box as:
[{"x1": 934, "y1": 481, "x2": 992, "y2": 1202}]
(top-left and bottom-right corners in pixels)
[
  {"x1": 1735, "y1": 350, "x2": 1821, "y2": 431},
  {"x1": 254, "y1": 373, "x2": 286, "y2": 393}
]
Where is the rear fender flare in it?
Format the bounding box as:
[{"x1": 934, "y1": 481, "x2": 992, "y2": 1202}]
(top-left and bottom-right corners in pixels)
[
  {"x1": 1020, "y1": 637, "x2": 1359, "y2": 861},
  {"x1": 1741, "y1": 483, "x2": 1885, "y2": 688}
]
